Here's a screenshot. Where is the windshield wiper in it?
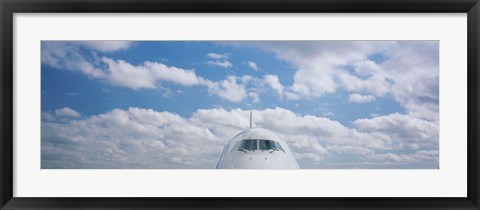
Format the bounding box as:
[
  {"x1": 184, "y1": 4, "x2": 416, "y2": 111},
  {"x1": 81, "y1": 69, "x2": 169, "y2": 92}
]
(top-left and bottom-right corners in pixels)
[
  {"x1": 238, "y1": 148, "x2": 247, "y2": 153},
  {"x1": 269, "y1": 148, "x2": 279, "y2": 153}
]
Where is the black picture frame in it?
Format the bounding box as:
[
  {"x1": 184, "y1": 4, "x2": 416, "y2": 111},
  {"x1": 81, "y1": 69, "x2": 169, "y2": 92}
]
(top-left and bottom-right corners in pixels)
[{"x1": 1, "y1": 0, "x2": 479, "y2": 209}]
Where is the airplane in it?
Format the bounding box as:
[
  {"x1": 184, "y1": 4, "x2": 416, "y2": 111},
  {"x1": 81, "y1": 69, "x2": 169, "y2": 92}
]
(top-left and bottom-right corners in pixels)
[{"x1": 215, "y1": 111, "x2": 300, "y2": 169}]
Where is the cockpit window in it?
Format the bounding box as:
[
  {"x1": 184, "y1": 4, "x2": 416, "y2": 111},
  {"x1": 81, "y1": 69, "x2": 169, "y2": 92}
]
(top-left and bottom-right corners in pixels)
[
  {"x1": 238, "y1": 140, "x2": 257, "y2": 151},
  {"x1": 236, "y1": 139, "x2": 285, "y2": 153},
  {"x1": 259, "y1": 140, "x2": 278, "y2": 150}
]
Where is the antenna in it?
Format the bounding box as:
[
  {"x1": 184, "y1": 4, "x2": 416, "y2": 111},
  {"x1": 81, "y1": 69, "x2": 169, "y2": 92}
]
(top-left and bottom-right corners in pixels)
[{"x1": 250, "y1": 111, "x2": 252, "y2": 128}]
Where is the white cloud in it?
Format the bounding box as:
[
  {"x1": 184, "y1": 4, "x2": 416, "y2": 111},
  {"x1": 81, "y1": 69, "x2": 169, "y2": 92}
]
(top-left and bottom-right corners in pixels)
[
  {"x1": 41, "y1": 42, "x2": 106, "y2": 78},
  {"x1": 206, "y1": 52, "x2": 232, "y2": 68},
  {"x1": 366, "y1": 150, "x2": 438, "y2": 163},
  {"x1": 55, "y1": 107, "x2": 81, "y2": 118},
  {"x1": 206, "y1": 60, "x2": 233, "y2": 68},
  {"x1": 348, "y1": 93, "x2": 375, "y2": 103},
  {"x1": 382, "y1": 42, "x2": 439, "y2": 120},
  {"x1": 353, "y1": 113, "x2": 439, "y2": 150},
  {"x1": 227, "y1": 41, "x2": 439, "y2": 121},
  {"x1": 102, "y1": 58, "x2": 202, "y2": 89},
  {"x1": 239, "y1": 41, "x2": 389, "y2": 98},
  {"x1": 77, "y1": 41, "x2": 133, "y2": 52},
  {"x1": 352, "y1": 59, "x2": 382, "y2": 75},
  {"x1": 263, "y1": 74, "x2": 284, "y2": 96},
  {"x1": 207, "y1": 52, "x2": 229, "y2": 59},
  {"x1": 42, "y1": 42, "x2": 204, "y2": 90},
  {"x1": 206, "y1": 75, "x2": 263, "y2": 103},
  {"x1": 339, "y1": 73, "x2": 390, "y2": 97},
  {"x1": 42, "y1": 42, "x2": 256, "y2": 102},
  {"x1": 262, "y1": 74, "x2": 303, "y2": 100},
  {"x1": 42, "y1": 107, "x2": 221, "y2": 169},
  {"x1": 247, "y1": 61, "x2": 259, "y2": 71},
  {"x1": 42, "y1": 107, "x2": 438, "y2": 169},
  {"x1": 43, "y1": 41, "x2": 439, "y2": 120},
  {"x1": 248, "y1": 91, "x2": 261, "y2": 103},
  {"x1": 205, "y1": 76, "x2": 248, "y2": 103},
  {"x1": 326, "y1": 145, "x2": 374, "y2": 156},
  {"x1": 42, "y1": 42, "x2": 204, "y2": 89},
  {"x1": 42, "y1": 40, "x2": 439, "y2": 124}
]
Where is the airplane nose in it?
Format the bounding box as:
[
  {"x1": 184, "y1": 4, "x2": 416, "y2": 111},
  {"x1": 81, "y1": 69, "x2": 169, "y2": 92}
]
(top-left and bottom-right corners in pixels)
[{"x1": 232, "y1": 153, "x2": 289, "y2": 169}]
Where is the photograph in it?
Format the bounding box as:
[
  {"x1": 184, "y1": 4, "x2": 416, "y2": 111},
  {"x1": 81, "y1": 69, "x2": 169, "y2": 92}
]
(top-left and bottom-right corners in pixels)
[{"x1": 41, "y1": 40, "x2": 439, "y2": 169}]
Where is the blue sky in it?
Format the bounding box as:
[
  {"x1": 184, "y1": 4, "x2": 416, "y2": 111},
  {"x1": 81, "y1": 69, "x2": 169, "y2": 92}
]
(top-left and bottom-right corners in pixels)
[{"x1": 41, "y1": 41, "x2": 439, "y2": 169}]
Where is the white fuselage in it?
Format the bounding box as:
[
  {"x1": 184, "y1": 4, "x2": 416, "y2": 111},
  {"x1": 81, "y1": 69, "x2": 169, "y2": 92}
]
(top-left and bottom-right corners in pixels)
[{"x1": 215, "y1": 128, "x2": 300, "y2": 169}]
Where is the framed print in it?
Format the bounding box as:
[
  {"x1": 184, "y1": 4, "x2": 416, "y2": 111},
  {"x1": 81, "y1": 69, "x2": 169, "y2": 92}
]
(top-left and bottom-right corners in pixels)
[{"x1": 1, "y1": 0, "x2": 479, "y2": 209}]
